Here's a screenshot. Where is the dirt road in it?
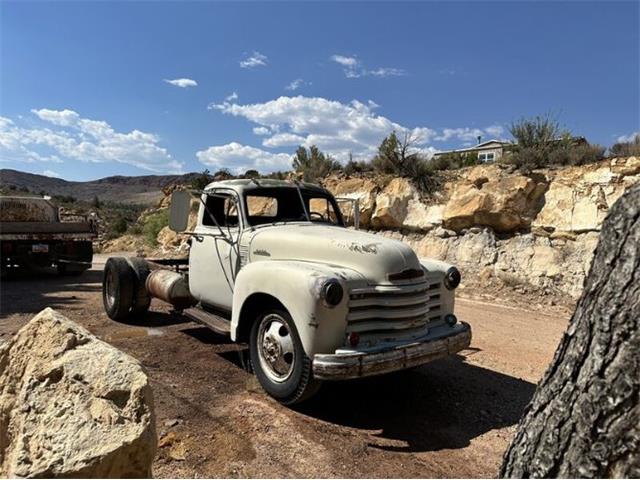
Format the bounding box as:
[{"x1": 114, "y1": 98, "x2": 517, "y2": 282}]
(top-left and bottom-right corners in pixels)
[{"x1": 0, "y1": 254, "x2": 570, "y2": 478}]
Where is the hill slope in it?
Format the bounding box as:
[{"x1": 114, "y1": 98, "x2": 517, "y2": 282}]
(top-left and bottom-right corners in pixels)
[{"x1": 0, "y1": 169, "x2": 202, "y2": 205}]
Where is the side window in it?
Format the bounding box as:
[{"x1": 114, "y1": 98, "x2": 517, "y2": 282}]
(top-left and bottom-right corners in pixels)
[
  {"x1": 202, "y1": 194, "x2": 239, "y2": 228},
  {"x1": 308, "y1": 197, "x2": 339, "y2": 224}
]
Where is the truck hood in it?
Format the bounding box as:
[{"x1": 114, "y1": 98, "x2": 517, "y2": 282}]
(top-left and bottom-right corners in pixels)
[{"x1": 246, "y1": 224, "x2": 421, "y2": 284}]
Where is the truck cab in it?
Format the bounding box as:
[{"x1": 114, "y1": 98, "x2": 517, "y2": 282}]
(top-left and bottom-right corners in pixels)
[{"x1": 103, "y1": 179, "x2": 471, "y2": 405}]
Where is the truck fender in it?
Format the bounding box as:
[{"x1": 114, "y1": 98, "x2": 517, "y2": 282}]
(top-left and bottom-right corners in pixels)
[
  {"x1": 420, "y1": 258, "x2": 456, "y2": 315},
  {"x1": 231, "y1": 261, "x2": 350, "y2": 357}
]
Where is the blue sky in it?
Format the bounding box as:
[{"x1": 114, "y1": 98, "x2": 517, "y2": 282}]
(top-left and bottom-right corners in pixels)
[{"x1": 1, "y1": 0, "x2": 638, "y2": 181}]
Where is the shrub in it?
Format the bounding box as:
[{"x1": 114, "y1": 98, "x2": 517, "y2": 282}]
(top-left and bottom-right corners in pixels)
[
  {"x1": 547, "y1": 143, "x2": 606, "y2": 166},
  {"x1": 371, "y1": 131, "x2": 435, "y2": 191},
  {"x1": 243, "y1": 169, "x2": 260, "y2": 179},
  {"x1": 429, "y1": 151, "x2": 479, "y2": 171},
  {"x1": 292, "y1": 145, "x2": 341, "y2": 182},
  {"x1": 610, "y1": 134, "x2": 640, "y2": 157},
  {"x1": 343, "y1": 156, "x2": 373, "y2": 175},
  {"x1": 142, "y1": 209, "x2": 169, "y2": 246},
  {"x1": 507, "y1": 114, "x2": 604, "y2": 170},
  {"x1": 191, "y1": 169, "x2": 213, "y2": 190}
]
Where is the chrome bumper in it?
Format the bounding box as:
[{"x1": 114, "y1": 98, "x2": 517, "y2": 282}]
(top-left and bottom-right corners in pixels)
[{"x1": 312, "y1": 322, "x2": 472, "y2": 381}]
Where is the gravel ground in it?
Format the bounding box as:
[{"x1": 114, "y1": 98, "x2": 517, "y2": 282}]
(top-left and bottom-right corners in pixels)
[{"x1": 0, "y1": 254, "x2": 570, "y2": 478}]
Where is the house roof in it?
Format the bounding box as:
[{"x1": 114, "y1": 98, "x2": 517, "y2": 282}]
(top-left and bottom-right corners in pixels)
[{"x1": 434, "y1": 139, "x2": 512, "y2": 156}]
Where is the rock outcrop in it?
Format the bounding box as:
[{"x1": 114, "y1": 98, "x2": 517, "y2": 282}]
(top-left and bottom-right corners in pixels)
[
  {"x1": 321, "y1": 157, "x2": 639, "y2": 299},
  {"x1": 0, "y1": 308, "x2": 156, "y2": 478},
  {"x1": 442, "y1": 167, "x2": 547, "y2": 233}
]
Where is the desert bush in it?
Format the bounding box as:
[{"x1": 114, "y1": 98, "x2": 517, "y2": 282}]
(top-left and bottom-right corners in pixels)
[
  {"x1": 243, "y1": 169, "x2": 260, "y2": 179},
  {"x1": 343, "y1": 156, "x2": 373, "y2": 175},
  {"x1": 292, "y1": 145, "x2": 341, "y2": 182},
  {"x1": 610, "y1": 134, "x2": 640, "y2": 157},
  {"x1": 142, "y1": 209, "x2": 169, "y2": 246},
  {"x1": 371, "y1": 131, "x2": 435, "y2": 191},
  {"x1": 429, "y1": 151, "x2": 479, "y2": 171},
  {"x1": 508, "y1": 114, "x2": 604, "y2": 170},
  {"x1": 191, "y1": 169, "x2": 213, "y2": 190},
  {"x1": 547, "y1": 143, "x2": 606, "y2": 166}
]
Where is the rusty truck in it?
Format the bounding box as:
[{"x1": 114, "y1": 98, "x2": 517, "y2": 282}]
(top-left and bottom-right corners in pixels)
[
  {"x1": 0, "y1": 196, "x2": 97, "y2": 275},
  {"x1": 102, "y1": 179, "x2": 471, "y2": 404}
]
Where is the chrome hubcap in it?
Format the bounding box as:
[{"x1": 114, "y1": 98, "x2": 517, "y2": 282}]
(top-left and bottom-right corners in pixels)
[{"x1": 257, "y1": 314, "x2": 295, "y2": 383}]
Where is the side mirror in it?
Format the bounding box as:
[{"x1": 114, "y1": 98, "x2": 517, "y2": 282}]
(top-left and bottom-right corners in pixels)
[{"x1": 169, "y1": 191, "x2": 191, "y2": 232}]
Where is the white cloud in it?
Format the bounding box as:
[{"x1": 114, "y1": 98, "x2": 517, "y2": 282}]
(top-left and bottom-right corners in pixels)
[
  {"x1": 226, "y1": 91, "x2": 238, "y2": 102},
  {"x1": 330, "y1": 54, "x2": 406, "y2": 79},
  {"x1": 253, "y1": 126, "x2": 271, "y2": 136},
  {"x1": 31, "y1": 108, "x2": 80, "y2": 126},
  {"x1": 1, "y1": 110, "x2": 182, "y2": 173},
  {"x1": 196, "y1": 142, "x2": 292, "y2": 173},
  {"x1": 262, "y1": 132, "x2": 306, "y2": 148},
  {"x1": 42, "y1": 169, "x2": 61, "y2": 178},
  {"x1": 435, "y1": 127, "x2": 485, "y2": 142},
  {"x1": 210, "y1": 95, "x2": 436, "y2": 162},
  {"x1": 164, "y1": 78, "x2": 198, "y2": 88},
  {"x1": 285, "y1": 78, "x2": 305, "y2": 91},
  {"x1": 484, "y1": 125, "x2": 505, "y2": 138},
  {"x1": 616, "y1": 131, "x2": 639, "y2": 143},
  {"x1": 331, "y1": 55, "x2": 359, "y2": 67},
  {"x1": 369, "y1": 67, "x2": 406, "y2": 77},
  {"x1": 239, "y1": 51, "x2": 268, "y2": 69}
]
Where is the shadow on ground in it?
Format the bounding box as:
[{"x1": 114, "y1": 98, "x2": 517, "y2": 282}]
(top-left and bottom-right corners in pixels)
[
  {"x1": 297, "y1": 355, "x2": 535, "y2": 453},
  {"x1": 0, "y1": 267, "x2": 103, "y2": 317}
]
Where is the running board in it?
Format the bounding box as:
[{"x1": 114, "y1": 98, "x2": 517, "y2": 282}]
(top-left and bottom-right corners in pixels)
[{"x1": 183, "y1": 307, "x2": 231, "y2": 336}]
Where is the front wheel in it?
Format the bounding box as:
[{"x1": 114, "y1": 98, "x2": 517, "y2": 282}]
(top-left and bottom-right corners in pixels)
[{"x1": 250, "y1": 309, "x2": 320, "y2": 405}]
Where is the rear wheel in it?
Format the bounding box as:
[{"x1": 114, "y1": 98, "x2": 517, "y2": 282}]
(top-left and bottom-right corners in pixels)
[
  {"x1": 127, "y1": 257, "x2": 151, "y2": 315},
  {"x1": 103, "y1": 257, "x2": 136, "y2": 321},
  {"x1": 250, "y1": 309, "x2": 320, "y2": 405}
]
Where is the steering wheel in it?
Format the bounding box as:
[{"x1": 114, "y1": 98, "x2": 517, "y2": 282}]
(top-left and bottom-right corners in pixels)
[{"x1": 309, "y1": 211, "x2": 326, "y2": 222}]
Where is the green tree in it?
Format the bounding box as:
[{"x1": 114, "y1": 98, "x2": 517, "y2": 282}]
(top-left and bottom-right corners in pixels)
[
  {"x1": 191, "y1": 169, "x2": 213, "y2": 190},
  {"x1": 292, "y1": 145, "x2": 340, "y2": 182},
  {"x1": 91, "y1": 195, "x2": 101, "y2": 208},
  {"x1": 243, "y1": 169, "x2": 260, "y2": 179},
  {"x1": 371, "y1": 131, "x2": 433, "y2": 191}
]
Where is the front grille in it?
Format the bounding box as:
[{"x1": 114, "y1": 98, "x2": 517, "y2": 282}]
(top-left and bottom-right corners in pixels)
[{"x1": 347, "y1": 278, "x2": 443, "y2": 345}]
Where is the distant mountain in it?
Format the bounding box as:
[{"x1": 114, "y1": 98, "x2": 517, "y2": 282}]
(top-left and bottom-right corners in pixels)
[{"x1": 0, "y1": 169, "x2": 203, "y2": 205}]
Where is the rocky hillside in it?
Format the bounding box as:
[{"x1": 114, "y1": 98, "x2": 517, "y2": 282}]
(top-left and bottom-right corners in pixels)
[
  {"x1": 104, "y1": 156, "x2": 639, "y2": 303},
  {"x1": 0, "y1": 169, "x2": 203, "y2": 205},
  {"x1": 323, "y1": 156, "x2": 639, "y2": 300}
]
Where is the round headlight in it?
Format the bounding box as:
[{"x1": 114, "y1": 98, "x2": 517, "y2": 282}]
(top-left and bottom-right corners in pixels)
[
  {"x1": 443, "y1": 267, "x2": 461, "y2": 290},
  {"x1": 322, "y1": 279, "x2": 344, "y2": 307}
]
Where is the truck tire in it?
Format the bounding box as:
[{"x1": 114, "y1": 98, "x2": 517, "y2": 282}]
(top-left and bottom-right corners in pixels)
[
  {"x1": 250, "y1": 308, "x2": 320, "y2": 405},
  {"x1": 126, "y1": 257, "x2": 151, "y2": 315},
  {"x1": 103, "y1": 257, "x2": 136, "y2": 321}
]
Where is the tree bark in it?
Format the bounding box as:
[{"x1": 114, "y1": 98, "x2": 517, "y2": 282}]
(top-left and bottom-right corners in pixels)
[{"x1": 500, "y1": 183, "x2": 640, "y2": 478}]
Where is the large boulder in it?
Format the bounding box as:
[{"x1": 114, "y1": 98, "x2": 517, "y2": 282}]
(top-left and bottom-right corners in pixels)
[
  {"x1": 0, "y1": 308, "x2": 156, "y2": 478},
  {"x1": 533, "y1": 160, "x2": 640, "y2": 233},
  {"x1": 370, "y1": 177, "x2": 415, "y2": 229},
  {"x1": 443, "y1": 166, "x2": 547, "y2": 233}
]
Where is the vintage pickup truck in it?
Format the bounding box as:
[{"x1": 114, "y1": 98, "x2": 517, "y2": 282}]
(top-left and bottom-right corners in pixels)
[
  {"x1": 102, "y1": 179, "x2": 471, "y2": 404},
  {"x1": 0, "y1": 195, "x2": 96, "y2": 275}
]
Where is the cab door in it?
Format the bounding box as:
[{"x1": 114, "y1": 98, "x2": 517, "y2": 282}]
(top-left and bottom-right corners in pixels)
[{"x1": 188, "y1": 190, "x2": 242, "y2": 311}]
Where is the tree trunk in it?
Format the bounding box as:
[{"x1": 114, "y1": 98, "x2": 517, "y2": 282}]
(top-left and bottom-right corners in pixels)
[{"x1": 500, "y1": 183, "x2": 640, "y2": 478}]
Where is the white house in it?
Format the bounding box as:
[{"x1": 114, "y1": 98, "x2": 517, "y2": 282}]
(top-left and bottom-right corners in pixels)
[{"x1": 433, "y1": 139, "x2": 512, "y2": 163}]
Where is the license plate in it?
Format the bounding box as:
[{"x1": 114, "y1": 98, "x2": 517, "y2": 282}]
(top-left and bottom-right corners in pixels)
[{"x1": 32, "y1": 244, "x2": 49, "y2": 253}]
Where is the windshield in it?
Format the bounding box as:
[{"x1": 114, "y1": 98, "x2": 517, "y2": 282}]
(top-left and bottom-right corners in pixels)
[{"x1": 244, "y1": 187, "x2": 345, "y2": 227}]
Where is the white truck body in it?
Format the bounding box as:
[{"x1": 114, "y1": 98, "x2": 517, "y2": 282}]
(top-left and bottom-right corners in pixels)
[{"x1": 103, "y1": 178, "x2": 471, "y2": 404}]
